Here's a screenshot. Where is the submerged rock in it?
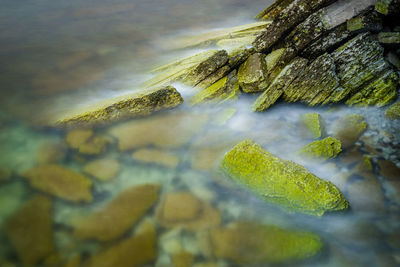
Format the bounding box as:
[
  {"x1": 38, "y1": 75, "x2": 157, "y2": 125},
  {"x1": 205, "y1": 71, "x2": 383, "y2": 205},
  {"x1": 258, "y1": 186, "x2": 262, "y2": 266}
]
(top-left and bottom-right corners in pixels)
[
  {"x1": 132, "y1": 148, "x2": 179, "y2": 168},
  {"x1": 5, "y1": 195, "x2": 54, "y2": 266},
  {"x1": 378, "y1": 160, "x2": 400, "y2": 180},
  {"x1": 220, "y1": 140, "x2": 349, "y2": 216},
  {"x1": 65, "y1": 129, "x2": 109, "y2": 155},
  {"x1": 172, "y1": 251, "x2": 194, "y2": 267},
  {"x1": 378, "y1": 32, "x2": 400, "y2": 44},
  {"x1": 385, "y1": 101, "x2": 400, "y2": 119},
  {"x1": 0, "y1": 166, "x2": 11, "y2": 182},
  {"x1": 299, "y1": 137, "x2": 342, "y2": 159},
  {"x1": 85, "y1": 221, "x2": 157, "y2": 267},
  {"x1": 36, "y1": 141, "x2": 66, "y2": 164},
  {"x1": 83, "y1": 157, "x2": 121, "y2": 181},
  {"x1": 74, "y1": 184, "x2": 159, "y2": 241},
  {"x1": 56, "y1": 86, "x2": 184, "y2": 126},
  {"x1": 332, "y1": 114, "x2": 367, "y2": 149},
  {"x1": 298, "y1": 113, "x2": 326, "y2": 139},
  {"x1": 191, "y1": 70, "x2": 240, "y2": 105},
  {"x1": 237, "y1": 53, "x2": 269, "y2": 93},
  {"x1": 208, "y1": 222, "x2": 323, "y2": 264},
  {"x1": 156, "y1": 192, "x2": 221, "y2": 231},
  {"x1": 22, "y1": 164, "x2": 93, "y2": 203},
  {"x1": 108, "y1": 112, "x2": 208, "y2": 151}
]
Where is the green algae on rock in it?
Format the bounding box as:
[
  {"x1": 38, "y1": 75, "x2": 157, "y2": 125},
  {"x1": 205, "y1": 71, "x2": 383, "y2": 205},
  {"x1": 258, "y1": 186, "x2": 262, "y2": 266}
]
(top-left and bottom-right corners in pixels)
[
  {"x1": 237, "y1": 53, "x2": 269, "y2": 93},
  {"x1": 73, "y1": 184, "x2": 160, "y2": 241},
  {"x1": 299, "y1": 137, "x2": 342, "y2": 159},
  {"x1": 56, "y1": 86, "x2": 183, "y2": 126},
  {"x1": 378, "y1": 32, "x2": 400, "y2": 44},
  {"x1": 385, "y1": 101, "x2": 400, "y2": 119},
  {"x1": 22, "y1": 164, "x2": 93, "y2": 203},
  {"x1": 253, "y1": 57, "x2": 308, "y2": 111},
  {"x1": 209, "y1": 222, "x2": 323, "y2": 264},
  {"x1": 220, "y1": 140, "x2": 349, "y2": 216},
  {"x1": 299, "y1": 113, "x2": 326, "y2": 139},
  {"x1": 85, "y1": 221, "x2": 156, "y2": 267},
  {"x1": 5, "y1": 195, "x2": 54, "y2": 266},
  {"x1": 190, "y1": 70, "x2": 240, "y2": 105},
  {"x1": 332, "y1": 114, "x2": 367, "y2": 149}
]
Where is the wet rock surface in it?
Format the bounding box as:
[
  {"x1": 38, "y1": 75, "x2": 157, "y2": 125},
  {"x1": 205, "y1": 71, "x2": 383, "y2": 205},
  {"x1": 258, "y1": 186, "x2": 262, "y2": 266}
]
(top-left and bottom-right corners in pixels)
[
  {"x1": 299, "y1": 137, "x2": 342, "y2": 159},
  {"x1": 221, "y1": 140, "x2": 349, "y2": 216}
]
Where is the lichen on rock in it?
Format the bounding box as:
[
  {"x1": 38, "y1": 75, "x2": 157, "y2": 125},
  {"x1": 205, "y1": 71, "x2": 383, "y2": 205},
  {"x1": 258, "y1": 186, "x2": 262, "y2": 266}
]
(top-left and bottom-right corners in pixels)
[
  {"x1": 22, "y1": 164, "x2": 93, "y2": 203},
  {"x1": 299, "y1": 137, "x2": 342, "y2": 159},
  {"x1": 56, "y1": 86, "x2": 184, "y2": 126},
  {"x1": 220, "y1": 140, "x2": 349, "y2": 216},
  {"x1": 208, "y1": 221, "x2": 323, "y2": 264},
  {"x1": 237, "y1": 53, "x2": 269, "y2": 93},
  {"x1": 385, "y1": 101, "x2": 400, "y2": 119},
  {"x1": 299, "y1": 113, "x2": 326, "y2": 139}
]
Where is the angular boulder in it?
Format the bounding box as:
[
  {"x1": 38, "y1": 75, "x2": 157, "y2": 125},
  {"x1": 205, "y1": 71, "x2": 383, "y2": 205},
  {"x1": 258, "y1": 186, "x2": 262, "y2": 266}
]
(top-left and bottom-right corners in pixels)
[
  {"x1": 191, "y1": 70, "x2": 240, "y2": 105},
  {"x1": 385, "y1": 101, "x2": 400, "y2": 119},
  {"x1": 298, "y1": 113, "x2": 326, "y2": 139},
  {"x1": 299, "y1": 137, "x2": 342, "y2": 159},
  {"x1": 220, "y1": 140, "x2": 349, "y2": 216},
  {"x1": 237, "y1": 53, "x2": 269, "y2": 93},
  {"x1": 209, "y1": 222, "x2": 323, "y2": 264},
  {"x1": 55, "y1": 86, "x2": 184, "y2": 126},
  {"x1": 332, "y1": 114, "x2": 367, "y2": 149}
]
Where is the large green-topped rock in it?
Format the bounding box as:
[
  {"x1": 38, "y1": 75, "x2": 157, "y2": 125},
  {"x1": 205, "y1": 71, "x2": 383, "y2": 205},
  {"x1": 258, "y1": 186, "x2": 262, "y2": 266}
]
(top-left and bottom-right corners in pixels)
[
  {"x1": 220, "y1": 140, "x2": 349, "y2": 216},
  {"x1": 299, "y1": 113, "x2": 326, "y2": 139},
  {"x1": 385, "y1": 101, "x2": 400, "y2": 120},
  {"x1": 237, "y1": 53, "x2": 269, "y2": 93}
]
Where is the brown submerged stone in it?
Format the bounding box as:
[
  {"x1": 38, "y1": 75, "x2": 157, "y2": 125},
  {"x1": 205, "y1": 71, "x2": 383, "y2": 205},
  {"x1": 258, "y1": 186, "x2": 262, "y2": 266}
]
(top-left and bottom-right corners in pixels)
[
  {"x1": 5, "y1": 195, "x2": 54, "y2": 266},
  {"x1": 73, "y1": 184, "x2": 160, "y2": 241},
  {"x1": 156, "y1": 192, "x2": 221, "y2": 231},
  {"x1": 22, "y1": 164, "x2": 93, "y2": 203},
  {"x1": 109, "y1": 112, "x2": 208, "y2": 151},
  {"x1": 85, "y1": 221, "x2": 157, "y2": 267},
  {"x1": 83, "y1": 157, "x2": 121, "y2": 181}
]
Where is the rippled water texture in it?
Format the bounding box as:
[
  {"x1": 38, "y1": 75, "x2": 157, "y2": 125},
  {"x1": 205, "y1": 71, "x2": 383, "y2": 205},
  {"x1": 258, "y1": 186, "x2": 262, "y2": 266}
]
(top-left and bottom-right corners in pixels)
[{"x1": 1, "y1": 0, "x2": 400, "y2": 267}]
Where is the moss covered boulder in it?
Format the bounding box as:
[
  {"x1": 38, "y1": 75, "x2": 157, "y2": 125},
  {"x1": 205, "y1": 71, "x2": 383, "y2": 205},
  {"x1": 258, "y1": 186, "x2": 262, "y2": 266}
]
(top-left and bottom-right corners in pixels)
[
  {"x1": 5, "y1": 195, "x2": 54, "y2": 266},
  {"x1": 299, "y1": 113, "x2": 326, "y2": 139},
  {"x1": 237, "y1": 53, "x2": 269, "y2": 93},
  {"x1": 385, "y1": 101, "x2": 400, "y2": 119},
  {"x1": 299, "y1": 137, "x2": 342, "y2": 159},
  {"x1": 22, "y1": 164, "x2": 93, "y2": 203},
  {"x1": 55, "y1": 86, "x2": 184, "y2": 126},
  {"x1": 220, "y1": 140, "x2": 349, "y2": 216},
  {"x1": 73, "y1": 184, "x2": 160, "y2": 241},
  {"x1": 208, "y1": 222, "x2": 323, "y2": 264},
  {"x1": 332, "y1": 114, "x2": 367, "y2": 149}
]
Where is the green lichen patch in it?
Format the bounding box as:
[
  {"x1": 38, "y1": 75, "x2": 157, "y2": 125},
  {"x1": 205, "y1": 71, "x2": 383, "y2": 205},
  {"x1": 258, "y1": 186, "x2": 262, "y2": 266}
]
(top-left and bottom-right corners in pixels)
[
  {"x1": 190, "y1": 70, "x2": 240, "y2": 105},
  {"x1": 209, "y1": 221, "x2": 323, "y2": 264},
  {"x1": 385, "y1": 101, "x2": 400, "y2": 119},
  {"x1": 220, "y1": 140, "x2": 349, "y2": 216},
  {"x1": 55, "y1": 86, "x2": 183, "y2": 126},
  {"x1": 299, "y1": 113, "x2": 326, "y2": 139},
  {"x1": 299, "y1": 137, "x2": 342, "y2": 160},
  {"x1": 375, "y1": 0, "x2": 393, "y2": 15},
  {"x1": 237, "y1": 53, "x2": 269, "y2": 93}
]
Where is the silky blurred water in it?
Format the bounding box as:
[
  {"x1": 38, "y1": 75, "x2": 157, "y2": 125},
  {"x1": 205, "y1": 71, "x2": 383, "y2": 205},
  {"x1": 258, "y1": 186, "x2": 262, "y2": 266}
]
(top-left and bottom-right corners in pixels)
[{"x1": 0, "y1": 1, "x2": 399, "y2": 267}]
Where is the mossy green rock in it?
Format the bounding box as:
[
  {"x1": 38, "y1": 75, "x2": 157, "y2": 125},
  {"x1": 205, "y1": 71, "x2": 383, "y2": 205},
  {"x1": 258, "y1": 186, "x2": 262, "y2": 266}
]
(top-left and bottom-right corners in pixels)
[
  {"x1": 299, "y1": 137, "x2": 342, "y2": 159},
  {"x1": 299, "y1": 113, "x2": 325, "y2": 139},
  {"x1": 210, "y1": 222, "x2": 323, "y2": 264},
  {"x1": 220, "y1": 140, "x2": 349, "y2": 216},
  {"x1": 237, "y1": 53, "x2": 269, "y2": 93},
  {"x1": 385, "y1": 101, "x2": 400, "y2": 119}
]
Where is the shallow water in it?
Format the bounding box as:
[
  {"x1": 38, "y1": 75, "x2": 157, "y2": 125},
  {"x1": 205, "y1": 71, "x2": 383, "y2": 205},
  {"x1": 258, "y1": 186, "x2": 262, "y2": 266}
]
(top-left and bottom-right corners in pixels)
[{"x1": 1, "y1": 1, "x2": 400, "y2": 267}]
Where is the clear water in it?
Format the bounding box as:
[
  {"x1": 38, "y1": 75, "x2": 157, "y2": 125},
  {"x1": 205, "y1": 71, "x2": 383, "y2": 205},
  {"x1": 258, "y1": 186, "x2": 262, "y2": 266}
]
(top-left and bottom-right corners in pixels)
[{"x1": 0, "y1": 1, "x2": 399, "y2": 266}]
